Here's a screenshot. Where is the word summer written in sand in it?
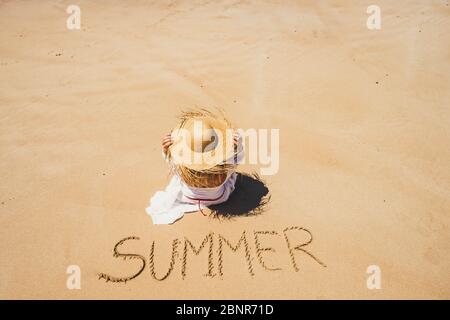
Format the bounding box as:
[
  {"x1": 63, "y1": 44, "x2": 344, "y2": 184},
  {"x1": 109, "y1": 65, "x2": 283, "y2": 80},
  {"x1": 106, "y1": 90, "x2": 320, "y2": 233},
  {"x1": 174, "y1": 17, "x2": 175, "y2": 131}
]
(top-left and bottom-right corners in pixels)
[{"x1": 98, "y1": 226, "x2": 326, "y2": 283}]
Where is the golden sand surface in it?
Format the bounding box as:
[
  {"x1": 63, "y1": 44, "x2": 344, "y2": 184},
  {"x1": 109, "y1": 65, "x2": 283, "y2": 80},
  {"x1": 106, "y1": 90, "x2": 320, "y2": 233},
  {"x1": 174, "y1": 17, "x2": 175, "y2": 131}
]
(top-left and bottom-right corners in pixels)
[{"x1": 0, "y1": 0, "x2": 449, "y2": 299}]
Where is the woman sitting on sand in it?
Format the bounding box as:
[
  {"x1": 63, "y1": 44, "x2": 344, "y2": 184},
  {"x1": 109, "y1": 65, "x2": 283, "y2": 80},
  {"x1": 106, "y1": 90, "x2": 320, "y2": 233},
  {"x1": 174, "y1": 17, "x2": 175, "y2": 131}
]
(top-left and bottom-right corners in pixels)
[{"x1": 146, "y1": 109, "x2": 243, "y2": 224}]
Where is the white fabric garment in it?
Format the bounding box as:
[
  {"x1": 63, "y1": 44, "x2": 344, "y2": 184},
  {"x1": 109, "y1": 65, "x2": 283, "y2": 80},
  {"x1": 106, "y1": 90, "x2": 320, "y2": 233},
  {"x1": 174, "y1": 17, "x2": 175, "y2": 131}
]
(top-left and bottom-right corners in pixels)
[
  {"x1": 146, "y1": 134, "x2": 244, "y2": 225},
  {"x1": 146, "y1": 172, "x2": 237, "y2": 224}
]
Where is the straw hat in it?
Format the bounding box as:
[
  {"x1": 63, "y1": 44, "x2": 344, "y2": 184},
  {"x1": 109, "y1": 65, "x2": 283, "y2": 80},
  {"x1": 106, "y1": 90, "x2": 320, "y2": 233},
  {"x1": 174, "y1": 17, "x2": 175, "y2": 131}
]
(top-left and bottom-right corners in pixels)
[{"x1": 168, "y1": 109, "x2": 236, "y2": 172}]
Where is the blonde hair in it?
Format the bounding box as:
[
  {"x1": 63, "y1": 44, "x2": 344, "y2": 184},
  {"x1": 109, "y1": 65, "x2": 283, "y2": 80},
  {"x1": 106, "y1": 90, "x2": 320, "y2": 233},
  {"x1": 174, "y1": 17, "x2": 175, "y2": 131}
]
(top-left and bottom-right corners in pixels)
[{"x1": 174, "y1": 165, "x2": 229, "y2": 188}]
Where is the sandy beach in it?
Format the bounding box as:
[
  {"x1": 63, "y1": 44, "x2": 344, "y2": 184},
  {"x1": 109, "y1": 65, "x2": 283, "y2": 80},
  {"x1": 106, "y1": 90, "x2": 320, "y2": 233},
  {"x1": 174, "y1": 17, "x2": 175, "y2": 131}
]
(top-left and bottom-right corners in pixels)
[{"x1": 0, "y1": 0, "x2": 449, "y2": 299}]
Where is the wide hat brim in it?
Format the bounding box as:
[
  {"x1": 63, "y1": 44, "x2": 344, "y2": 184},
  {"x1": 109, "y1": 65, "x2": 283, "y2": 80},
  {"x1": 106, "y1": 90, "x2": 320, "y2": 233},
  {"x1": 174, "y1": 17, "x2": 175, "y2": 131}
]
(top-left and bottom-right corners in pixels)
[{"x1": 169, "y1": 116, "x2": 235, "y2": 171}]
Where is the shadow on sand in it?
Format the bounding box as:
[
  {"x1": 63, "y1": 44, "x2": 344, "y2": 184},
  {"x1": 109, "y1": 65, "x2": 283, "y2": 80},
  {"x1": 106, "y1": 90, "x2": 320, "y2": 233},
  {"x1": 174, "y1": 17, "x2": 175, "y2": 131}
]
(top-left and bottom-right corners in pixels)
[{"x1": 208, "y1": 172, "x2": 270, "y2": 219}]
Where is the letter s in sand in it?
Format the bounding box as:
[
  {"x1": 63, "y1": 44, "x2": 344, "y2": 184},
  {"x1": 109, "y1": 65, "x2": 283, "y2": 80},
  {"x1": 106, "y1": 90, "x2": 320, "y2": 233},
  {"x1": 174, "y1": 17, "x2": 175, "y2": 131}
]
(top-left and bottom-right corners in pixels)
[{"x1": 98, "y1": 236, "x2": 146, "y2": 283}]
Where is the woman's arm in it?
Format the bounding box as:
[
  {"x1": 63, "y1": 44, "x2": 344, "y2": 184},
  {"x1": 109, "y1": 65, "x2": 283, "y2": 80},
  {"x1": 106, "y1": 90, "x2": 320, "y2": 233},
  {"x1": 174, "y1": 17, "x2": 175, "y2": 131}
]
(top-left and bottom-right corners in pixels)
[{"x1": 161, "y1": 132, "x2": 173, "y2": 161}]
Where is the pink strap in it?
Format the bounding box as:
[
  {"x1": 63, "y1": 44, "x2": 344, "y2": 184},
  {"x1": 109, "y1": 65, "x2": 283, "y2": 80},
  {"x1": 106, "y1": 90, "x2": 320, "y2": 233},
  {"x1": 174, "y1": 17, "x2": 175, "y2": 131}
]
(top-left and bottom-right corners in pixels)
[{"x1": 184, "y1": 188, "x2": 227, "y2": 216}]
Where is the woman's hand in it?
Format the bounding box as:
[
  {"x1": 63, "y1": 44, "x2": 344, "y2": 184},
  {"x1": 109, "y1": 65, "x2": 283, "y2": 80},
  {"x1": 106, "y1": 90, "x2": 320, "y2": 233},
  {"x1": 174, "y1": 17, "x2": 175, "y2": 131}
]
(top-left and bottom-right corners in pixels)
[{"x1": 162, "y1": 132, "x2": 173, "y2": 155}]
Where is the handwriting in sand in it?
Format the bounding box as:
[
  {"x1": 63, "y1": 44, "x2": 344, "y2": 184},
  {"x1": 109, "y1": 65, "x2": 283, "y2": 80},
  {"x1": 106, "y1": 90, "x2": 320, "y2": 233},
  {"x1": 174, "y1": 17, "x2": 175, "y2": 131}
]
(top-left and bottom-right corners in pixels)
[{"x1": 98, "y1": 226, "x2": 326, "y2": 283}]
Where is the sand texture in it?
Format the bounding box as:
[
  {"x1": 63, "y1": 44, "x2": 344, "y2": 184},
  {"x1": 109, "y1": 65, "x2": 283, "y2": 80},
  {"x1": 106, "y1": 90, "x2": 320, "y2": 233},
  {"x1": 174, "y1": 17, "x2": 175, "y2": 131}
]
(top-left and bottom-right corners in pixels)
[{"x1": 0, "y1": 0, "x2": 449, "y2": 299}]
